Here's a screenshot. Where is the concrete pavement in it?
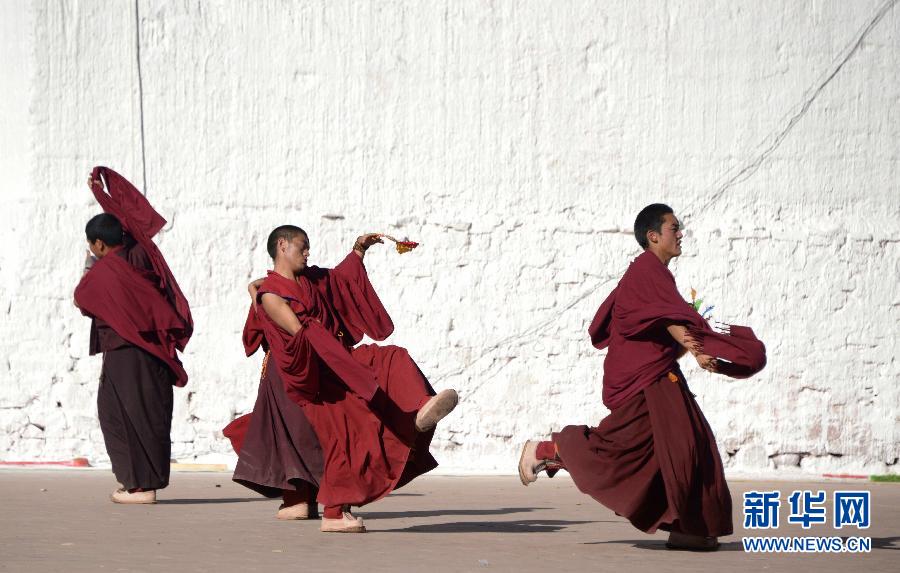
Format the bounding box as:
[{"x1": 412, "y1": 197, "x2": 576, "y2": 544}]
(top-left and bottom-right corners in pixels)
[{"x1": 0, "y1": 470, "x2": 896, "y2": 572}]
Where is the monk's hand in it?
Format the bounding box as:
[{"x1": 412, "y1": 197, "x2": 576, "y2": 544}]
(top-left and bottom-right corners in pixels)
[
  {"x1": 83, "y1": 250, "x2": 96, "y2": 271},
  {"x1": 353, "y1": 233, "x2": 383, "y2": 257},
  {"x1": 248, "y1": 278, "x2": 265, "y2": 302},
  {"x1": 355, "y1": 233, "x2": 383, "y2": 250},
  {"x1": 696, "y1": 353, "x2": 718, "y2": 373},
  {"x1": 87, "y1": 176, "x2": 100, "y2": 190}
]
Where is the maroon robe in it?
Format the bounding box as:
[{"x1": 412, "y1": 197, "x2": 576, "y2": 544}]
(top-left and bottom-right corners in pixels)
[
  {"x1": 232, "y1": 253, "x2": 438, "y2": 508},
  {"x1": 75, "y1": 248, "x2": 189, "y2": 385},
  {"x1": 88, "y1": 166, "x2": 192, "y2": 340},
  {"x1": 553, "y1": 251, "x2": 766, "y2": 538},
  {"x1": 75, "y1": 167, "x2": 192, "y2": 386}
]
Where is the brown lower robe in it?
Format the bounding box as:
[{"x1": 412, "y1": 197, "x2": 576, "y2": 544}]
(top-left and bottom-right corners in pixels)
[
  {"x1": 98, "y1": 346, "x2": 174, "y2": 491},
  {"x1": 552, "y1": 370, "x2": 732, "y2": 537},
  {"x1": 226, "y1": 357, "x2": 324, "y2": 499}
]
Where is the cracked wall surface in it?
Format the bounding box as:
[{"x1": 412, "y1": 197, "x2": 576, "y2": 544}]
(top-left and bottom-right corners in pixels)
[{"x1": 0, "y1": 0, "x2": 898, "y2": 475}]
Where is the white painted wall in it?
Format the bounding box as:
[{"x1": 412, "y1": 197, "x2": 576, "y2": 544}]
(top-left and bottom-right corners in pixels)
[{"x1": 1, "y1": 0, "x2": 897, "y2": 476}]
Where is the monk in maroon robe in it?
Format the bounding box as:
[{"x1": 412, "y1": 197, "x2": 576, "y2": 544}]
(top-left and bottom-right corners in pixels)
[
  {"x1": 74, "y1": 168, "x2": 192, "y2": 504},
  {"x1": 518, "y1": 204, "x2": 766, "y2": 550},
  {"x1": 232, "y1": 225, "x2": 458, "y2": 532}
]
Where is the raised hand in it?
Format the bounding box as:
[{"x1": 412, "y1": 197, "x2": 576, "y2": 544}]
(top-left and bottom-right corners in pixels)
[
  {"x1": 353, "y1": 233, "x2": 384, "y2": 258},
  {"x1": 355, "y1": 233, "x2": 384, "y2": 250}
]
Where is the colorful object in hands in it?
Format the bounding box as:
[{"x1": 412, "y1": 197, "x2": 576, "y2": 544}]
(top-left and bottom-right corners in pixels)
[
  {"x1": 689, "y1": 287, "x2": 715, "y2": 320},
  {"x1": 381, "y1": 234, "x2": 420, "y2": 254}
]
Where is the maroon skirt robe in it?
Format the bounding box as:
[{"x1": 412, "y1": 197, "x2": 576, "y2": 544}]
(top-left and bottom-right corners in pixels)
[
  {"x1": 554, "y1": 371, "x2": 733, "y2": 537},
  {"x1": 98, "y1": 346, "x2": 175, "y2": 491}
]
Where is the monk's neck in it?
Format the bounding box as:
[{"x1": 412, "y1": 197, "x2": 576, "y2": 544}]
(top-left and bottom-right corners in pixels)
[
  {"x1": 272, "y1": 263, "x2": 301, "y2": 281},
  {"x1": 646, "y1": 248, "x2": 672, "y2": 267}
]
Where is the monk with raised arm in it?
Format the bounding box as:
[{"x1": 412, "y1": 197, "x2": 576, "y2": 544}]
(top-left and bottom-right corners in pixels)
[
  {"x1": 239, "y1": 225, "x2": 457, "y2": 532},
  {"x1": 74, "y1": 168, "x2": 192, "y2": 504}
]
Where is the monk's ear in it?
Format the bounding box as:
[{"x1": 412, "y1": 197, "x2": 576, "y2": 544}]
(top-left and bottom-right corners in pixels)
[
  {"x1": 90, "y1": 239, "x2": 109, "y2": 257},
  {"x1": 646, "y1": 229, "x2": 658, "y2": 245}
]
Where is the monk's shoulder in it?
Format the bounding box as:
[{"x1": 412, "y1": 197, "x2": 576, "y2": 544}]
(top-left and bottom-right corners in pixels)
[{"x1": 259, "y1": 276, "x2": 290, "y2": 298}]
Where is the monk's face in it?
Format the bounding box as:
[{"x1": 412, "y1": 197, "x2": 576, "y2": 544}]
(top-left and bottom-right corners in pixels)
[
  {"x1": 649, "y1": 213, "x2": 683, "y2": 259},
  {"x1": 278, "y1": 234, "x2": 310, "y2": 273}
]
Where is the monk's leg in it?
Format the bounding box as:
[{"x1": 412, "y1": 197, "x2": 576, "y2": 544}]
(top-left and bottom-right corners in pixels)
[
  {"x1": 98, "y1": 357, "x2": 133, "y2": 490},
  {"x1": 518, "y1": 439, "x2": 566, "y2": 485},
  {"x1": 533, "y1": 378, "x2": 730, "y2": 547},
  {"x1": 277, "y1": 482, "x2": 319, "y2": 520},
  {"x1": 299, "y1": 390, "x2": 376, "y2": 533},
  {"x1": 644, "y1": 376, "x2": 731, "y2": 546},
  {"x1": 353, "y1": 345, "x2": 458, "y2": 435}
]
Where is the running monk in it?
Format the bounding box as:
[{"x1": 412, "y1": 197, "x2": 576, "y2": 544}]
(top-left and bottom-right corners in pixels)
[{"x1": 518, "y1": 203, "x2": 766, "y2": 550}]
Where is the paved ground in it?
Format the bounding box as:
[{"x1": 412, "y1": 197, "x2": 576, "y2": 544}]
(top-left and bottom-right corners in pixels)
[{"x1": 0, "y1": 470, "x2": 896, "y2": 572}]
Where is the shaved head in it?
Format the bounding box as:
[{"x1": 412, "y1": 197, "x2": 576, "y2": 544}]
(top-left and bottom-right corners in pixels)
[{"x1": 266, "y1": 225, "x2": 307, "y2": 260}]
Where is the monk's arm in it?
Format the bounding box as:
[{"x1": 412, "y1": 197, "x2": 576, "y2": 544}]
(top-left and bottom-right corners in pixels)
[
  {"x1": 666, "y1": 323, "x2": 718, "y2": 372},
  {"x1": 666, "y1": 324, "x2": 696, "y2": 353},
  {"x1": 260, "y1": 293, "x2": 303, "y2": 336}
]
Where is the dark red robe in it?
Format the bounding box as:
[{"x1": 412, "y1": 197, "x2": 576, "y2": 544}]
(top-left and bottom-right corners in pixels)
[
  {"x1": 554, "y1": 251, "x2": 766, "y2": 538},
  {"x1": 227, "y1": 253, "x2": 438, "y2": 508},
  {"x1": 589, "y1": 250, "x2": 766, "y2": 410},
  {"x1": 74, "y1": 166, "x2": 192, "y2": 386},
  {"x1": 87, "y1": 166, "x2": 192, "y2": 339}
]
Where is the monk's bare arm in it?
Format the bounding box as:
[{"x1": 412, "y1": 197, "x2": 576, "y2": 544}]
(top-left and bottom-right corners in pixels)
[
  {"x1": 666, "y1": 324, "x2": 695, "y2": 352},
  {"x1": 260, "y1": 293, "x2": 303, "y2": 336},
  {"x1": 666, "y1": 324, "x2": 718, "y2": 372}
]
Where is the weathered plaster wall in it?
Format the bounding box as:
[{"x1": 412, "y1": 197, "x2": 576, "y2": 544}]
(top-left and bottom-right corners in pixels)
[{"x1": 1, "y1": 0, "x2": 897, "y2": 475}]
